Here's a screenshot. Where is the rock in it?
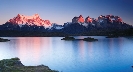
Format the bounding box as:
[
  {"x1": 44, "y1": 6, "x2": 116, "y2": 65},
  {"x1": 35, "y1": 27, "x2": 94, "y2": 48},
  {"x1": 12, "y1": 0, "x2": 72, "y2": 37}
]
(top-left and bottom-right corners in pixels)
[
  {"x1": 72, "y1": 15, "x2": 84, "y2": 23},
  {"x1": 0, "y1": 57, "x2": 58, "y2": 72},
  {"x1": 85, "y1": 16, "x2": 93, "y2": 23}
]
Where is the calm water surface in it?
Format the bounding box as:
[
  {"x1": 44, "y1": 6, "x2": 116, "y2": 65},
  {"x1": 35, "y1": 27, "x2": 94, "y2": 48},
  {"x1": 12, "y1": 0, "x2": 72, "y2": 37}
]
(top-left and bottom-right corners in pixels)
[{"x1": 0, "y1": 36, "x2": 133, "y2": 72}]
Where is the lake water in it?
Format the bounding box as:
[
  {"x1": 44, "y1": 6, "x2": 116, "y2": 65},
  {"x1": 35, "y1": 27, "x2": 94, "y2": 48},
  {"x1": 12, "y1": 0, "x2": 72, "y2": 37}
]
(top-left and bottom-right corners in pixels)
[{"x1": 0, "y1": 36, "x2": 133, "y2": 72}]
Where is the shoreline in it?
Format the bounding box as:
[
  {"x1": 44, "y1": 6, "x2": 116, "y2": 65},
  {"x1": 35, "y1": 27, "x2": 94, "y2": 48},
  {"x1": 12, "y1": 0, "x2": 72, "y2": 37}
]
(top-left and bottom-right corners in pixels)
[{"x1": 0, "y1": 57, "x2": 58, "y2": 72}]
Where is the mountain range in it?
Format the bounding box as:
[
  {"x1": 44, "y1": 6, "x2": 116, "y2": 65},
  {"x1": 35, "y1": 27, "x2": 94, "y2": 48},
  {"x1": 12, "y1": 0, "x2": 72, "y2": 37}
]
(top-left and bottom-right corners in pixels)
[{"x1": 0, "y1": 14, "x2": 132, "y2": 36}]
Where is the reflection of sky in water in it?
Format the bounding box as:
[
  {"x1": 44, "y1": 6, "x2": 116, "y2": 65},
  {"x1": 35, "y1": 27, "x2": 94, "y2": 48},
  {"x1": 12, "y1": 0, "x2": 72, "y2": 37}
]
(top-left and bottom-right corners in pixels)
[{"x1": 0, "y1": 37, "x2": 133, "y2": 72}]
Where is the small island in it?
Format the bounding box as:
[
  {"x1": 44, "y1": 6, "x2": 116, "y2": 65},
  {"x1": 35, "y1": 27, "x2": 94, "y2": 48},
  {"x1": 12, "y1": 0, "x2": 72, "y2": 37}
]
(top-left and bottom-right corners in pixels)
[
  {"x1": 0, "y1": 38, "x2": 10, "y2": 42},
  {"x1": 0, "y1": 57, "x2": 58, "y2": 72},
  {"x1": 61, "y1": 37, "x2": 98, "y2": 42},
  {"x1": 83, "y1": 37, "x2": 98, "y2": 41}
]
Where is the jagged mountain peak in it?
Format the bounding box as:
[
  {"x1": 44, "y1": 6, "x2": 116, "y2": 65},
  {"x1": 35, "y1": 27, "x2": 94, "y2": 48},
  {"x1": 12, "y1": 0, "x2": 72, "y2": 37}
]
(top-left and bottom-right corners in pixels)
[
  {"x1": 7, "y1": 14, "x2": 52, "y2": 27},
  {"x1": 72, "y1": 15, "x2": 124, "y2": 24}
]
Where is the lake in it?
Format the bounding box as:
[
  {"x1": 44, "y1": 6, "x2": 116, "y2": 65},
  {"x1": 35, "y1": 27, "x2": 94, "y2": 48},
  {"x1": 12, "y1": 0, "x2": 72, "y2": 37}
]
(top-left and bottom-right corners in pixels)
[{"x1": 0, "y1": 36, "x2": 133, "y2": 72}]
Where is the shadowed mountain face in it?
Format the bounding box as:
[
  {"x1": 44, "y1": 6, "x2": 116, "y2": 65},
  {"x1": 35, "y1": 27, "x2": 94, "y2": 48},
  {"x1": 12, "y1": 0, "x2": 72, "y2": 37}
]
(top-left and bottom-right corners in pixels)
[{"x1": 7, "y1": 14, "x2": 51, "y2": 28}]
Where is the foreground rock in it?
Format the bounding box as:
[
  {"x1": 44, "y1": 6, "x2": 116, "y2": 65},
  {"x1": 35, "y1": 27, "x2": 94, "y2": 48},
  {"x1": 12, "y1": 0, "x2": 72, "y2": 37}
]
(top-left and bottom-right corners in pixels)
[
  {"x1": 0, "y1": 38, "x2": 10, "y2": 42},
  {"x1": 0, "y1": 57, "x2": 58, "y2": 72}
]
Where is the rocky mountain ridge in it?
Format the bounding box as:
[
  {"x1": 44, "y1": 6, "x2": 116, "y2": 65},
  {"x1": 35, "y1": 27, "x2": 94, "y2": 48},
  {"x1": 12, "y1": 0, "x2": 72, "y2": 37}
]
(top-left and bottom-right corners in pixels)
[{"x1": 7, "y1": 14, "x2": 51, "y2": 28}]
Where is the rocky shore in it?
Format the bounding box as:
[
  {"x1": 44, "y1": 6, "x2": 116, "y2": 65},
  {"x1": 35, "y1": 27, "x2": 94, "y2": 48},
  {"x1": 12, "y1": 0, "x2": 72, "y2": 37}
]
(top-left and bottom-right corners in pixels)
[{"x1": 0, "y1": 57, "x2": 58, "y2": 72}]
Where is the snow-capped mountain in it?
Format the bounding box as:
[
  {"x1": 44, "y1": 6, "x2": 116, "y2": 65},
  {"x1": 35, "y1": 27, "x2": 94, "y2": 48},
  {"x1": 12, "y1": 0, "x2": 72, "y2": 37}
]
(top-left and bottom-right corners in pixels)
[
  {"x1": 51, "y1": 23, "x2": 64, "y2": 29},
  {"x1": 0, "y1": 14, "x2": 131, "y2": 33},
  {"x1": 7, "y1": 14, "x2": 52, "y2": 28}
]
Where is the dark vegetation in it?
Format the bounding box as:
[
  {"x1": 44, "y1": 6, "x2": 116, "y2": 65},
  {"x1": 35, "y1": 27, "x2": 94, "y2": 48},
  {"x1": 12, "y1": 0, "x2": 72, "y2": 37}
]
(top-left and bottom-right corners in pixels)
[{"x1": 0, "y1": 57, "x2": 58, "y2": 72}]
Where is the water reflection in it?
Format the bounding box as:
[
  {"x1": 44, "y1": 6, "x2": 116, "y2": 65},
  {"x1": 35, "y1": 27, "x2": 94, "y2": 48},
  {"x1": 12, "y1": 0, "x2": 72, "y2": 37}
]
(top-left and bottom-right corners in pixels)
[
  {"x1": 87, "y1": 42, "x2": 93, "y2": 58},
  {"x1": 16, "y1": 38, "x2": 41, "y2": 65},
  {"x1": 79, "y1": 41, "x2": 85, "y2": 60},
  {"x1": 109, "y1": 38, "x2": 113, "y2": 55},
  {"x1": 118, "y1": 37, "x2": 123, "y2": 51},
  {"x1": 0, "y1": 37, "x2": 133, "y2": 72},
  {"x1": 12, "y1": 37, "x2": 52, "y2": 65},
  {"x1": 108, "y1": 37, "x2": 123, "y2": 55}
]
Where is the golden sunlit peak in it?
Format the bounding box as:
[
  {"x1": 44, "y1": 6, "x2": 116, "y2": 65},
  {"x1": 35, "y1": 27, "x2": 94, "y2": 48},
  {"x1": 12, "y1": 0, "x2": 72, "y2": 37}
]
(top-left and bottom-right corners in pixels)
[{"x1": 8, "y1": 14, "x2": 52, "y2": 27}]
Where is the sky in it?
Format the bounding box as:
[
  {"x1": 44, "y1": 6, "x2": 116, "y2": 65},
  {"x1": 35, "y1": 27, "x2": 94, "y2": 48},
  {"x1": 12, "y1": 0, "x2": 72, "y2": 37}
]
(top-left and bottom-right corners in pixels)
[{"x1": 0, "y1": 0, "x2": 133, "y2": 25}]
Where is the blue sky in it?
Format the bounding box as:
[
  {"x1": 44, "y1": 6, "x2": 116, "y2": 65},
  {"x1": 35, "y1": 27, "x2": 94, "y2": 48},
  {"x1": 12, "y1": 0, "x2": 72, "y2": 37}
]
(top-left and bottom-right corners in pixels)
[{"x1": 0, "y1": 0, "x2": 133, "y2": 25}]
